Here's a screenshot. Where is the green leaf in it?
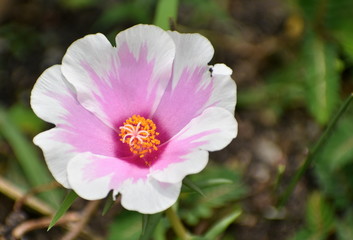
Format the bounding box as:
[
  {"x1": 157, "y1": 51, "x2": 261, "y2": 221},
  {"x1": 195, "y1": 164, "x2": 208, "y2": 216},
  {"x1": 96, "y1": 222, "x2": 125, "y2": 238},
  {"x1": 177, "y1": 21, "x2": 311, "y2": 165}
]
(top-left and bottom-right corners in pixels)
[
  {"x1": 102, "y1": 191, "x2": 115, "y2": 216},
  {"x1": 203, "y1": 209, "x2": 241, "y2": 239},
  {"x1": 8, "y1": 103, "x2": 45, "y2": 135},
  {"x1": 301, "y1": 32, "x2": 340, "y2": 125},
  {"x1": 306, "y1": 192, "x2": 334, "y2": 236},
  {"x1": 289, "y1": 192, "x2": 335, "y2": 240},
  {"x1": 337, "y1": 210, "x2": 353, "y2": 240},
  {"x1": 289, "y1": 228, "x2": 316, "y2": 240},
  {"x1": 140, "y1": 213, "x2": 163, "y2": 240},
  {"x1": 314, "y1": 98, "x2": 353, "y2": 208},
  {"x1": 182, "y1": 177, "x2": 205, "y2": 197},
  {"x1": 323, "y1": 0, "x2": 353, "y2": 61},
  {"x1": 0, "y1": 106, "x2": 61, "y2": 206},
  {"x1": 180, "y1": 164, "x2": 247, "y2": 225},
  {"x1": 59, "y1": 0, "x2": 97, "y2": 9},
  {"x1": 108, "y1": 210, "x2": 142, "y2": 240},
  {"x1": 93, "y1": 0, "x2": 154, "y2": 32},
  {"x1": 48, "y1": 191, "x2": 78, "y2": 230},
  {"x1": 153, "y1": 0, "x2": 179, "y2": 30}
]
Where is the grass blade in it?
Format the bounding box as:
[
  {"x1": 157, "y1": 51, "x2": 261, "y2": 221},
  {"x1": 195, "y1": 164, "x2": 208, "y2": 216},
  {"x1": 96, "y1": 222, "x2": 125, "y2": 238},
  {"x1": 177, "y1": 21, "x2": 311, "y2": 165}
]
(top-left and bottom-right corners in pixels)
[
  {"x1": 0, "y1": 106, "x2": 61, "y2": 206},
  {"x1": 204, "y1": 209, "x2": 242, "y2": 239},
  {"x1": 183, "y1": 178, "x2": 205, "y2": 197},
  {"x1": 48, "y1": 190, "x2": 78, "y2": 230},
  {"x1": 278, "y1": 93, "x2": 353, "y2": 207},
  {"x1": 140, "y1": 213, "x2": 163, "y2": 240},
  {"x1": 102, "y1": 191, "x2": 115, "y2": 216}
]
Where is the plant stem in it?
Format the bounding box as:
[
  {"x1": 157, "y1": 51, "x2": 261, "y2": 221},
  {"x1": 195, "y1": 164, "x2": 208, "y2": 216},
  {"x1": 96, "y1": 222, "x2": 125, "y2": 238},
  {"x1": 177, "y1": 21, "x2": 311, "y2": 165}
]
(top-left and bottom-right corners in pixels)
[
  {"x1": 153, "y1": 0, "x2": 179, "y2": 30},
  {"x1": 278, "y1": 93, "x2": 353, "y2": 207},
  {"x1": 165, "y1": 206, "x2": 190, "y2": 240}
]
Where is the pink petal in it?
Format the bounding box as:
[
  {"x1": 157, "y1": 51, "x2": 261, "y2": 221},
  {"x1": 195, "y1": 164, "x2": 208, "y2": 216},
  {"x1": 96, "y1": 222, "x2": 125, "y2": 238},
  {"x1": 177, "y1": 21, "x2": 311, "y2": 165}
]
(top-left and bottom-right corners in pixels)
[
  {"x1": 67, "y1": 152, "x2": 181, "y2": 213},
  {"x1": 61, "y1": 25, "x2": 175, "y2": 128},
  {"x1": 151, "y1": 107, "x2": 237, "y2": 183},
  {"x1": 153, "y1": 32, "x2": 236, "y2": 139},
  {"x1": 31, "y1": 65, "x2": 117, "y2": 187}
]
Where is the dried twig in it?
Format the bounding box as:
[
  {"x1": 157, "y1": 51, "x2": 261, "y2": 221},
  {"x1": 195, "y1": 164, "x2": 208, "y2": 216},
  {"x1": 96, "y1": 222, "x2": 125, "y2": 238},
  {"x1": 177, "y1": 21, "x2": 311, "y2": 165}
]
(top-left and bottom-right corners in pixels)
[
  {"x1": 0, "y1": 176, "x2": 54, "y2": 216},
  {"x1": 12, "y1": 212, "x2": 80, "y2": 239},
  {"x1": 14, "y1": 181, "x2": 60, "y2": 212}
]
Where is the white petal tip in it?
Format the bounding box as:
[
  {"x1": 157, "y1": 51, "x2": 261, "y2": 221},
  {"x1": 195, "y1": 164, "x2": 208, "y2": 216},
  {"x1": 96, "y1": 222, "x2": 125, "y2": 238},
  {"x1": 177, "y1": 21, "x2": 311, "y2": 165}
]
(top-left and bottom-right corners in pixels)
[{"x1": 211, "y1": 63, "x2": 233, "y2": 76}]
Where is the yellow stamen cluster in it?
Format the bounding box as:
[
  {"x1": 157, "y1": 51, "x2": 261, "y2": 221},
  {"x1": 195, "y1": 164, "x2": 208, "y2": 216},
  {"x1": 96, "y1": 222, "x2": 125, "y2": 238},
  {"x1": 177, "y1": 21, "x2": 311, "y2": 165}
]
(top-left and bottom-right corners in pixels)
[{"x1": 119, "y1": 115, "x2": 160, "y2": 158}]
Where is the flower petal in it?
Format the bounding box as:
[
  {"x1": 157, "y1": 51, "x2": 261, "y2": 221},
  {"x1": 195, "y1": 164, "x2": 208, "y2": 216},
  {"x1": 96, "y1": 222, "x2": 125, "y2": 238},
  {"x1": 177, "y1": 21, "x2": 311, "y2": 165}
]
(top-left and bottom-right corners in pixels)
[
  {"x1": 167, "y1": 31, "x2": 214, "y2": 88},
  {"x1": 67, "y1": 152, "x2": 181, "y2": 213},
  {"x1": 151, "y1": 107, "x2": 237, "y2": 183},
  {"x1": 207, "y1": 64, "x2": 237, "y2": 113},
  {"x1": 34, "y1": 129, "x2": 74, "y2": 188},
  {"x1": 67, "y1": 153, "x2": 118, "y2": 200},
  {"x1": 31, "y1": 65, "x2": 74, "y2": 125},
  {"x1": 31, "y1": 65, "x2": 117, "y2": 187},
  {"x1": 153, "y1": 32, "x2": 236, "y2": 138},
  {"x1": 119, "y1": 178, "x2": 181, "y2": 214},
  {"x1": 62, "y1": 25, "x2": 175, "y2": 127}
]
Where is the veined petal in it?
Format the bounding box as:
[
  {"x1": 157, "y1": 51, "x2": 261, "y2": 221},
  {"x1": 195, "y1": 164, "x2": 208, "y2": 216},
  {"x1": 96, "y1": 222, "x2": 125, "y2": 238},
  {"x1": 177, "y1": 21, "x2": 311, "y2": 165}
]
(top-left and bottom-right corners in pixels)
[
  {"x1": 151, "y1": 107, "x2": 237, "y2": 184},
  {"x1": 153, "y1": 32, "x2": 236, "y2": 138},
  {"x1": 31, "y1": 65, "x2": 117, "y2": 187},
  {"x1": 62, "y1": 25, "x2": 175, "y2": 127}
]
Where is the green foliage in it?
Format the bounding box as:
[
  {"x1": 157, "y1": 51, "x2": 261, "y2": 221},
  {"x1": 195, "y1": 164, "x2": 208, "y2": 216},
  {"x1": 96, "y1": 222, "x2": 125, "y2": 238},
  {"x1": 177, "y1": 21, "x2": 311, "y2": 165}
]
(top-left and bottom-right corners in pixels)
[
  {"x1": 140, "y1": 213, "x2": 163, "y2": 240},
  {"x1": 299, "y1": 0, "x2": 353, "y2": 61},
  {"x1": 8, "y1": 103, "x2": 46, "y2": 135},
  {"x1": 203, "y1": 208, "x2": 241, "y2": 240},
  {"x1": 179, "y1": 164, "x2": 247, "y2": 225},
  {"x1": 102, "y1": 191, "x2": 115, "y2": 216},
  {"x1": 336, "y1": 210, "x2": 353, "y2": 240},
  {"x1": 300, "y1": 32, "x2": 340, "y2": 125},
  {"x1": 0, "y1": 106, "x2": 61, "y2": 207},
  {"x1": 93, "y1": 0, "x2": 155, "y2": 33},
  {"x1": 289, "y1": 192, "x2": 335, "y2": 240},
  {"x1": 0, "y1": 24, "x2": 40, "y2": 59},
  {"x1": 59, "y1": 0, "x2": 98, "y2": 9},
  {"x1": 108, "y1": 210, "x2": 142, "y2": 240},
  {"x1": 314, "y1": 104, "x2": 353, "y2": 208},
  {"x1": 183, "y1": 177, "x2": 205, "y2": 197},
  {"x1": 154, "y1": 0, "x2": 179, "y2": 30},
  {"x1": 48, "y1": 191, "x2": 78, "y2": 230},
  {"x1": 180, "y1": 0, "x2": 235, "y2": 30}
]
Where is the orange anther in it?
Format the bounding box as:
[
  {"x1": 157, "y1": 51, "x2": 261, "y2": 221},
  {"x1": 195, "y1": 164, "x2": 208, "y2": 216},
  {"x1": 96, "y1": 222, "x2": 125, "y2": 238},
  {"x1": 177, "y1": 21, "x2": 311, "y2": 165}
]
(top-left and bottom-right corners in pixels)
[{"x1": 119, "y1": 115, "x2": 160, "y2": 159}]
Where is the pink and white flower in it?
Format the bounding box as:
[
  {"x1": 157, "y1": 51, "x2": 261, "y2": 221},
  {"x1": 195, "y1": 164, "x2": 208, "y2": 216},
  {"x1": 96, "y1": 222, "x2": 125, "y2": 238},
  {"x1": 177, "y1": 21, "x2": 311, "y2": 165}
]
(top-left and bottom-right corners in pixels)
[{"x1": 31, "y1": 24, "x2": 237, "y2": 214}]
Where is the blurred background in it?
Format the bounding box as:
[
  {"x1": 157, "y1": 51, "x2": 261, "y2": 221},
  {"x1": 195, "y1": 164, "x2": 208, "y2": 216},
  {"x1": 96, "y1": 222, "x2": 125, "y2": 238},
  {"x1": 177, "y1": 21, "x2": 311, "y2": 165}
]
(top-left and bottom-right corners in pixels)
[{"x1": 1, "y1": 0, "x2": 353, "y2": 239}]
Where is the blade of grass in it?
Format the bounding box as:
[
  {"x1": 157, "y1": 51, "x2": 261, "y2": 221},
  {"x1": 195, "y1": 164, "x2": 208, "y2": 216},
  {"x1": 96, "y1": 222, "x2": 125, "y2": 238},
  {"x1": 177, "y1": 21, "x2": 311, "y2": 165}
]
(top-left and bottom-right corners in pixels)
[
  {"x1": 204, "y1": 208, "x2": 242, "y2": 239},
  {"x1": 183, "y1": 178, "x2": 205, "y2": 197},
  {"x1": 102, "y1": 191, "x2": 115, "y2": 216},
  {"x1": 278, "y1": 93, "x2": 353, "y2": 207},
  {"x1": 153, "y1": 0, "x2": 179, "y2": 30},
  {"x1": 48, "y1": 190, "x2": 78, "y2": 230},
  {"x1": 0, "y1": 106, "x2": 61, "y2": 206}
]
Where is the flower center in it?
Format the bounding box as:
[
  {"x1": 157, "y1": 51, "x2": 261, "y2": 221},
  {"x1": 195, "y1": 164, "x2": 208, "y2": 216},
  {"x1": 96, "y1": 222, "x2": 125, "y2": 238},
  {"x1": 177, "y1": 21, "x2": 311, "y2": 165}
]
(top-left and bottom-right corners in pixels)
[{"x1": 119, "y1": 115, "x2": 160, "y2": 159}]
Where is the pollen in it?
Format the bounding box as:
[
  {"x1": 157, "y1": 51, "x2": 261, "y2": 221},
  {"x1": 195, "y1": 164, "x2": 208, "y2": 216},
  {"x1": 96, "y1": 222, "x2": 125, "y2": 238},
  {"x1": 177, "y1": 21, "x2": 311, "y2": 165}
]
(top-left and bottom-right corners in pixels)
[{"x1": 119, "y1": 115, "x2": 160, "y2": 159}]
